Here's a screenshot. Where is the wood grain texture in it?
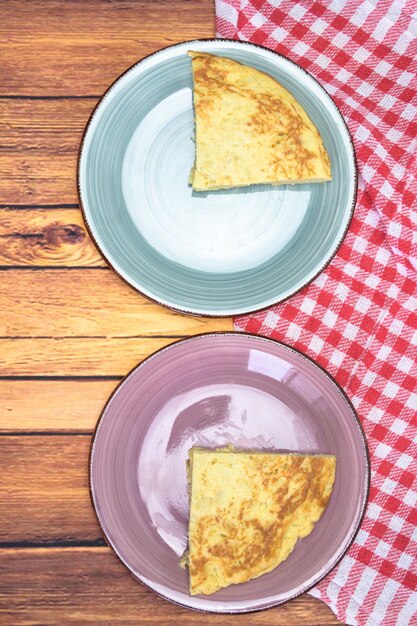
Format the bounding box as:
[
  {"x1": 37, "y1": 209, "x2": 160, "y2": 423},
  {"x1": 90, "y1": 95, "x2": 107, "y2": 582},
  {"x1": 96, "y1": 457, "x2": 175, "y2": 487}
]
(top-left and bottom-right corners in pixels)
[
  {"x1": 0, "y1": 208, "x2": 103, "y2": 266},
  {"x1": 0, "y1": 270, "x2": 232, "y2": 336},
  {"x1": 0, "y1": 548, "x2": 341, "y2": 625},
  {"x1": 1, "y1": 99, "x2": 95, "y2": 204},
  {"x1": 0, "y1": 380, "x2": 117, "y2": 432},
  {"x1": 0, "y1": 0, "x2": 215, "y2": 97},
  {"x1": 1, "y1": 337, "x2": 196, "y2": 376},
  {"x1": 0, "y1": 436, "x2": 99, "y2": 543}
]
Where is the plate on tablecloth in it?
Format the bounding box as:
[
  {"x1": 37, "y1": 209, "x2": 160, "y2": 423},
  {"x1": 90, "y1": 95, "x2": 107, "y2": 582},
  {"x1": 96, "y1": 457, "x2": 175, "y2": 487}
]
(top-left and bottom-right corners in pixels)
[
  {"x1": 90, "y1": 333, "x2": 369, "y2": 612},
  {"x1": 78, "y1": 40, "x2": 356, "y2": 316}
]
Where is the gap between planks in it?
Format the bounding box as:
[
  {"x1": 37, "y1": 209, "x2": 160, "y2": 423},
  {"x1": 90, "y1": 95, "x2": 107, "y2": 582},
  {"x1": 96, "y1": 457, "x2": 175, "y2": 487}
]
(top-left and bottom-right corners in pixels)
[
  {"x1": 0, "y1": 95, "x2": 100, "y2": 100},
  {"x1": 0, "y1": 204, "x2": 79, "y2": 209},
  {"x1": 0, "y1": 539, "x2": 105, "y2": 548}
]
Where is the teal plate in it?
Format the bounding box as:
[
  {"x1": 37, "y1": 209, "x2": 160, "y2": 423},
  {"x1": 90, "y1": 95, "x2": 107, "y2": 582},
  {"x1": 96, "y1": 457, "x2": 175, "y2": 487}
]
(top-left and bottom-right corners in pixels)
[{"x1": 78, "y1": 40, "x2": 357, "y2": 317}]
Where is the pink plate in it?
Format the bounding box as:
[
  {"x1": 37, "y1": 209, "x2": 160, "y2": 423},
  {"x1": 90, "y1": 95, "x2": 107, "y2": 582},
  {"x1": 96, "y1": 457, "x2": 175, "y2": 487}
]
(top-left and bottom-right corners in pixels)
[{"x1": 90, "y1": 332, "x2": 369, "y2": 612}]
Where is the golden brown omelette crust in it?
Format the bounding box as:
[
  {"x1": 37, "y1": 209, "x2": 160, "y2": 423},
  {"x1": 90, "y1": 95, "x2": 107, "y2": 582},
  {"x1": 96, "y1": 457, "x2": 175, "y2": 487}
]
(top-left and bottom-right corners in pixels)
[
  {"x1": 187, "y1": 450, "x2": 336, "y2": 595},
  {"x1": 189, "y1": 51, "x2": 332, "y2": 190}
]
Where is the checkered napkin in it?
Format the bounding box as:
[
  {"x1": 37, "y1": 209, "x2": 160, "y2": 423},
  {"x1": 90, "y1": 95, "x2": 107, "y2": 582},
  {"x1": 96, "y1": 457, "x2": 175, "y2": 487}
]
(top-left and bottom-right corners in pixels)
[{"x1": 215, "y1": 1, "x2": 417, "y2": 624}]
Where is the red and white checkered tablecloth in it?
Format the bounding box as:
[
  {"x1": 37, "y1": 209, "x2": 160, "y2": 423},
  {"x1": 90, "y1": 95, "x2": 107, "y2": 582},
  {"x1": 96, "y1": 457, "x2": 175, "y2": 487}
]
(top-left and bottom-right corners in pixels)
[{"x1": 215, "y1": 1, "x2": 417, "y2": 624}]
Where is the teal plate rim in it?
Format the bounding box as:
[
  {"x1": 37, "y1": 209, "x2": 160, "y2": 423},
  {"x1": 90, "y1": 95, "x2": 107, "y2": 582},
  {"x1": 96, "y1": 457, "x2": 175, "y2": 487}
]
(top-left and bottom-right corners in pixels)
[{"x1": 77, "y1": 38, "x2": 358, "y2": 318}]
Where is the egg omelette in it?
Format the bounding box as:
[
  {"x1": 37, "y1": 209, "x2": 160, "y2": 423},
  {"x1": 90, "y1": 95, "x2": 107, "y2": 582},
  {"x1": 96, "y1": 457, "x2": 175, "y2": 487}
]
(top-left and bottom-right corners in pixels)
[
  {"x1": 188, "y1": 51, "x2": 332, "y2": 191},
  {"x1": 184, "y1": 447, "x2": 336, "y2": 595}
]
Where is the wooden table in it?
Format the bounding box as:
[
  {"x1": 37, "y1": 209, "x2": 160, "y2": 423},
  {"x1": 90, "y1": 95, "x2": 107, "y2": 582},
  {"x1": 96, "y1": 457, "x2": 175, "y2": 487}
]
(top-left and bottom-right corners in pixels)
[{"x1": 1, "y1": 2, "x2": 343, "y2": 623}]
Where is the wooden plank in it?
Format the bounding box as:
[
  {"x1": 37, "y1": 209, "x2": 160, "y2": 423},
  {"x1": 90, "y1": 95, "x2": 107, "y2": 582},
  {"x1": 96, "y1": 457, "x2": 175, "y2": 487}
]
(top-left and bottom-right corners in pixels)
[
  {"x1": 0, "y1": 99, "x2": 92, "y2": 150},
  {"x1": 0, "y1": 336, "x2": 219, "y2": 377},
  {"x1": 0, "y1": 0, "x2": 215, "y2": 96},
  {"x1": 0, "y1": 548, "x2": 342, "y2": 625},
  {"x1": 0, "y1": 436, "x2": 99, "y2": 543},
  {"x1": 0, "y1": 99, "x2": 95, "y2": 204},
  {"x1": 0, "y1": 380, "x2": 117, "y2": 432},
  {"x1": 0, "y1": 150, "x2": 80, "y2": 206},
  {"x1": 0, "y1": 208, "x2": 103, "y2": 266},
  {"x1": 0, "y1": 269, "x2": 232, "y2": 337}
]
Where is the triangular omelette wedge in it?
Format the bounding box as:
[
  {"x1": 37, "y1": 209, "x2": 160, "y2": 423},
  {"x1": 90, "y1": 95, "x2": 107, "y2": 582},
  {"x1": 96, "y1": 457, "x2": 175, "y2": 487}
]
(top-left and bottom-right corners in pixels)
[
  {"x1": 188, "y1": 51, "x2": 332, "y2": 191},
  {"x1": 185, "y1": 447, "x2": 336, "y2": 595}
]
